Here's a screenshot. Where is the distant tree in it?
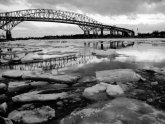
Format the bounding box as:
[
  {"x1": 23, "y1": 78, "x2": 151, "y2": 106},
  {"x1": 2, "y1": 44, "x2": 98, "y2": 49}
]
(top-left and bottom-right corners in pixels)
[
  {"x1": 160, "y1": 31, "x2": 165, "y2": 38},
  {"x1": 152, "y1": 30, "x2": 159, "y2": 37}
]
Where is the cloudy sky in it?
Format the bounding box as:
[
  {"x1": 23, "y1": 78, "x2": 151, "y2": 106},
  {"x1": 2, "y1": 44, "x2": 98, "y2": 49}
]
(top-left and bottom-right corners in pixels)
[{"x1": 0, "y1": 0, "x2": 165, "y2": 37}]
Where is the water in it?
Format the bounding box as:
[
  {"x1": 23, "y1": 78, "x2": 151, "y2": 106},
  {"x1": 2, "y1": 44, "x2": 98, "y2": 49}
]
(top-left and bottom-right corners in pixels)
[
  {"x1": 1, "y1": 38, "x2": 165, "y2": 123},
  {"x1": 1, "y1": 38, "x2": 165, "y2": 76}
]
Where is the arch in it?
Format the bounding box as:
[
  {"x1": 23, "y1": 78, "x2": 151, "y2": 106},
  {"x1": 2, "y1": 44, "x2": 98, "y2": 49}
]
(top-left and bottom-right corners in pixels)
[
  {"x1": 0, "y1": 9, "x2": 135, "y2": 37},
  {"x1": 0, "y1": 9, "x2": 101, "y2": 31}
]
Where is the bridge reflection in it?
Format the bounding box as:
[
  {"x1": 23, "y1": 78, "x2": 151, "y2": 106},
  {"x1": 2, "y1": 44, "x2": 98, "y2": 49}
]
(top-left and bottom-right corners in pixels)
[
  {"x1": 0, "y1": 54, "x2": 95, "y2": 72},
  {"x1": 84, "y1": 40, "x2": 135, "y2": 49},
  {"x1": 0, "y1": 40, "x2": 135, "y2": 72}
]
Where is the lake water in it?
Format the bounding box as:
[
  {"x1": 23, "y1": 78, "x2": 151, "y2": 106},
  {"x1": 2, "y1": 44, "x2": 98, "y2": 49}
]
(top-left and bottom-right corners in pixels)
[{"x1": 1, "y1": 38, "x2": 165, "y2": 76}]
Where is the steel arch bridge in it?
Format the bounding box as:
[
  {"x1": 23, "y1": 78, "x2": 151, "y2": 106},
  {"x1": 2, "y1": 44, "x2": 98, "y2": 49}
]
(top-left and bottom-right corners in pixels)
[{"x1": 0, "y1": 9, "x2": 134, "y2": 39}]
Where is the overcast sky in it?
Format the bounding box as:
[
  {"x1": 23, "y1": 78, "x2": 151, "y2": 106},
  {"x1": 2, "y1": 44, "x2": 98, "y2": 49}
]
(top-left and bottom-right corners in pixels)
[{"x1": 0, "y1": 0, "x2": 165, "y2": 37}]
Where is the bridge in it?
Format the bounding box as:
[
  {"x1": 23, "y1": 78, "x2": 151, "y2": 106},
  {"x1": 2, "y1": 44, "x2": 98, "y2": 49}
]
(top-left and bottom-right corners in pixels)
[{"x1": 0, "y1": 9, "x2": 135, "y2": 40}]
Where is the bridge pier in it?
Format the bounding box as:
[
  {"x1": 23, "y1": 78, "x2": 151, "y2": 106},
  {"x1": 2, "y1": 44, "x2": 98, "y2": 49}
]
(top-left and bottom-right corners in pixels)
[
  {"x1": 101, "y1": 28, "x2": 104, "y2": 36},
  {"x1": 84, "y1": 30, "x2": 90, "y2": 37},
  {"x1": 112, "y1": 30, "x2": 116, "y2": 36},
  {"x1": 113, "y1": 30, "x2": 116, "y2": 36},
  {"x1": 6, "y1": 30, "x2": 12, "y2": 40},
  {"x1": 93, "y1": 29, "x2": 98, "y2": 37},
  {"x1": 131, "y1": 32, "x2": 135, "y2": 37},
  {"x1": 115, "y1": 31, "x2": 118, "y2": 36},
  {"x1": 122, "y1": 32, "x2": 124, "y2": 37},
  {"x1": 117, "y1": 31, "x2": 120, "y2": 36},
  {"x1": 110, "y1": 30, "x2": 113, "y2": 36},
  {"x1": 122, "y1": 32, "x2": 128, "y2": 37}
]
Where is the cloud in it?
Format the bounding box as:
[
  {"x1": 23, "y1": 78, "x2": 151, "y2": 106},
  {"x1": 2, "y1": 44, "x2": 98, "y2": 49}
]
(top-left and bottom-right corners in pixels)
[
  {"x1": 0, "y1": 0, "x2": 12, "y2": 5},
  {"x1": 25, "y1": 0, "x2": 165, "y2": 16},
  {"x1": 1, "y1": 0, "x2": 165, "y2": 16},
  {"x1": 1, "y1": 0, "x2": 164, "y2": 15},
  {"x1": 0, "y1": 0, "x2": 31, "y2": 12},
  {"x1": 154, "y1": 1, "x2": 165, "y2": 13},
  {"x1": 26, "y1": 0, "x2": 140, "y2": 15},
  {"x1": 149, "y1": 0, "x2": 163, "y2": 4}
]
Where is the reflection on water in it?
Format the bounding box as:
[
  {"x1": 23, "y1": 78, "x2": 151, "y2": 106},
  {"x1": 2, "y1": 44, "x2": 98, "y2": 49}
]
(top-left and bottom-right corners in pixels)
[
  {"x1": 116, "y1": 43, "x2": 165, "y2": 63},
  {"x1": 64, "y1": 39, "x2": 165, "y2": 76},
  {"x1": 0, "y1": 39, "x2": 165, "y2": 75}
]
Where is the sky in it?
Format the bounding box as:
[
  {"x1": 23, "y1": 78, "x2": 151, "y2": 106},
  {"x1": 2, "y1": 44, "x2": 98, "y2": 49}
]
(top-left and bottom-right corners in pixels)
[{"x1": 0, "y1": 0, "x2": 165, "y2": 37}]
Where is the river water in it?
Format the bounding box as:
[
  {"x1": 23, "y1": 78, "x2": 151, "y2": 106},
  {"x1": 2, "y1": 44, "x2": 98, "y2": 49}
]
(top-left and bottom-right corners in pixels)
[
  {"x1": 1, "y1": 38, "x2": 165, "y2": 76},
  {"x1": 1, "y1": 38, "x2": 165, "y2": 123}
]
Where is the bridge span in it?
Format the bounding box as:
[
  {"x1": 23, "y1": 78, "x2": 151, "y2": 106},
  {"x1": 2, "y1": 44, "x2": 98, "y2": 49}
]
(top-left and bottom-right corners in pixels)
[{"x1": 0, "y1": 9, "x2": 135, "y2": 40}]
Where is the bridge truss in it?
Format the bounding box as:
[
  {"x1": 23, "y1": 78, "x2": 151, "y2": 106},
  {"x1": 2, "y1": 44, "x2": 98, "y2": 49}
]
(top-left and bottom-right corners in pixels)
[{"x1": 0, "y1": 9, "x2": 134, "y2": 39}]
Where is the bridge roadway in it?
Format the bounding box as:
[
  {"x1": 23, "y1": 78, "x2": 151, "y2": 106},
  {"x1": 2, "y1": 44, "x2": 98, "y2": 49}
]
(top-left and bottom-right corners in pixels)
[{"x1": 0, "y1": 9, "x2": 135, "y2": 40}]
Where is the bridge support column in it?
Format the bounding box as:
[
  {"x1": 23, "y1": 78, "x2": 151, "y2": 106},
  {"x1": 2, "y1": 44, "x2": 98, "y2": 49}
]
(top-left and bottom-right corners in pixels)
[
  {"x1": 110, "y1": 30, "x2": 113, "y2": 36},
  {"x1": 93, "y1": 29, "x2": 98, "y2": 37},
  {"x1": 101, "y1": 28, "x2": 104, "y2": 36},
  {"x1": 93, "y1": 32, "x2": 98, "y2": 38},
  {"x1": 116, "y1": 31, "x2": 120, "y2": 36},
  {"x1": 6, "y1": 30, "x2": 12, "y2": 40},
  {"x1": 114, "y1": 30, "x2": 117, "y2": 36},
  {"x1": 131, "y1": 32, "x2": 135, "y2": 37},
  {"x1": 113, "y1": 30, "x2": 116, "y2": 36},
  {"x1": 84, "y1": 30, "x2": 90, "y2": 37},
  {"x1": 88, "y1": 30, "x2": 90, "y2": 35},
  {"x1": 122, "y1": 32, "x2": 124, "y2": 37},
  {"x1": 122, "y1": 32, "x2": 128, "y2": 37},
  {"x1": 112, "y1": 30, "x2": 115, "y2": 36}
]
